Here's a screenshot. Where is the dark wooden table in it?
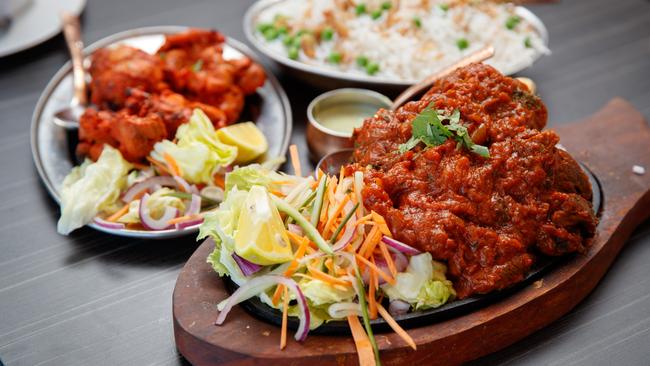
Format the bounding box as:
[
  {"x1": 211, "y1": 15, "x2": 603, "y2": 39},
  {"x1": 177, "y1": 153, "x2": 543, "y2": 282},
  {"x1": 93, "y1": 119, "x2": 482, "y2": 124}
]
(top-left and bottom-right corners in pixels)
[{"x1": 0, "y1": 0, "x2": 648, "y2": 365}]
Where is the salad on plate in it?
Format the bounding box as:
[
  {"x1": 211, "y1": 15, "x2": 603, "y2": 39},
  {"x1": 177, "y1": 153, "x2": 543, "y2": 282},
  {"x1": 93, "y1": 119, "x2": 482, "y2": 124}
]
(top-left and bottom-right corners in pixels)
[
  {"x1": 57, "y1": 109, "x2": 271, "y2": 235},
  {"x1": 200, "y1": 147, "x2": 455, "y2": 364}
]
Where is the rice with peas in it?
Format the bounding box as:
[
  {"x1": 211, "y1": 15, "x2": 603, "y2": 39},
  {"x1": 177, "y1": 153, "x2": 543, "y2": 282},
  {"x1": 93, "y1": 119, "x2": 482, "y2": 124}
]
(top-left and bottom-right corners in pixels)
[{"x1": 255, "y1": 0, "x2": 549, "y2": 81}]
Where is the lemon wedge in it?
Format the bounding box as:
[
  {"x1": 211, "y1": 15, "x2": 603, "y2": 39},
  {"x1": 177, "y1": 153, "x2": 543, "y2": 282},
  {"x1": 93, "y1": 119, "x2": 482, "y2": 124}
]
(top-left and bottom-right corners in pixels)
[
  {"x1": 217, "y1": 122, "x2": 268, "y2": 164},
  {"x1": 234, "y1": 185, "x2": 293, "y2": 265}
]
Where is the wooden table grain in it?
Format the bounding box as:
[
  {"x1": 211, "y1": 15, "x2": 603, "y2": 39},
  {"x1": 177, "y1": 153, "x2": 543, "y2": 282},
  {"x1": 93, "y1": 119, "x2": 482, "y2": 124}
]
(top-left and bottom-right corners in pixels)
[{"x1": 0, "y1": 0, "x2": 648, "y2": 365}]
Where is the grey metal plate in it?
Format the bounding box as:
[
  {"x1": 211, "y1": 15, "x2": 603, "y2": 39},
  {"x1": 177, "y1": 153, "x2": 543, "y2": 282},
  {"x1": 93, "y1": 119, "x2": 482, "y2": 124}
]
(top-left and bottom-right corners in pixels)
[{"x1": 30, "y1": 26, "x2": 292, "y2": 239}]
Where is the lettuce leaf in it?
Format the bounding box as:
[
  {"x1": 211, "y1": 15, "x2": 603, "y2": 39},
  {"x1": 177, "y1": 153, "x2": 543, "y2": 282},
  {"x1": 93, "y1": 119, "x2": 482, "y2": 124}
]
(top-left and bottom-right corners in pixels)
[
  {"x1": 299, "y1": 278, "x2": 356, "y2": 306},
  {"x1": 150, "y1": 109, "x2": 237, "y2": 184},
  {"x1": 57, "y1": 145, "x2": 132, "y2": 235},
  {"x1": 381, "y1": 253, "x2": 456, "y2": 310}
]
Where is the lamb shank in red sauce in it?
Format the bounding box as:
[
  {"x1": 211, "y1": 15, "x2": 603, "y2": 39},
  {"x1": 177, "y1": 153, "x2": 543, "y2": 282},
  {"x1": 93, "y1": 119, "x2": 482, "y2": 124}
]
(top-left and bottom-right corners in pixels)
[{"x1": 350, "y1": 63, "x2": 597, "y2": 298}]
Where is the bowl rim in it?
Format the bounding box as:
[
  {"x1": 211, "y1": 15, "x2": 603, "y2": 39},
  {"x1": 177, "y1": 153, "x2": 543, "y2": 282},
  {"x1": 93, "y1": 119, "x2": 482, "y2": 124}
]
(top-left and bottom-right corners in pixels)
[
  {"x1": 307, "y1": 88, "x2": 393, "y2": 138},
  {"x1": 243, "y1": 0, "x2": 550, "y2": 86}
]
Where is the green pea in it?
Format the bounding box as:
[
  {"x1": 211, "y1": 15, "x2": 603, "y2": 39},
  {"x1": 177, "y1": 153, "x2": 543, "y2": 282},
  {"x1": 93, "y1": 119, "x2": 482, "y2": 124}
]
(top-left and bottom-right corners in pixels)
[
  {"x1": 381, "y1": 1, "x2": 392, "y2": 10},
  {"x1": 366, "y1": 62, "x2": 379, "y2": 75},
  {"x1": 440, "y1": 3, "x2": 449, "y2": 11},
  {"x1": 283, "y1": 35, "x2": 294, "y2": 46},
  {"x1": 505, "y1": 16, "x2": 520, "y2": 30},
  {"x1": 413, "y1": 16, "x2": 422, "y2": 28},
  {"x1": 371, "y1": 9, "x2": 382, "y2": 19},
  {"x1": 257, "y1": 23, "x2": 273, "y2": 33},
  {"x1": 356, "y1": 56, "x2": 369, "y2": 67},
  {"x1": 277, "y1": 26, "x2": 288, "y2": 36},
  {"x1": 355, "y1": 3, "x2": 366, "y2": 15},
  {"x1": 456, "y1": 38, "x2": 469, "y2": 50},
  {"x1": 322, "y1": 27, "x2": 334, "y2": 41},
  {"x1": 288, "y1": 47, "x2": 299, "y2": 60},
  {"x1": 328, "y1": 52, "x2": 343, "y2": 64},
  {"x1": 263, "y1": 27, "x2": 279, "y2": 41},
  {"x1": 524, "y1": 36, "x2": 532, "y2": 48},
  {"x1": 291, "y1": 35, "x2": 302, "y2": 48}
]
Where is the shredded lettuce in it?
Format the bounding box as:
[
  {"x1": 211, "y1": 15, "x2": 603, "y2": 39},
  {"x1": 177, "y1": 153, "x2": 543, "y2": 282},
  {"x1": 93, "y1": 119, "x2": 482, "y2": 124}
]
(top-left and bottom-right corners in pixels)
[
  {"x1": 381, "y1": 253, "x2": 456, "y2": 310},
  {"x1": 299, "y1": 278, "x2": 356, "y2": 306},
  {"x1": 57, "y1": 145, "x2": 132, "y2": 235},
  {"x1": 200, "y1": 188, "x2": 250, "y2": 285},
  {"x1": 150, "y1": 109, "x2": 237, "y2": 184}
]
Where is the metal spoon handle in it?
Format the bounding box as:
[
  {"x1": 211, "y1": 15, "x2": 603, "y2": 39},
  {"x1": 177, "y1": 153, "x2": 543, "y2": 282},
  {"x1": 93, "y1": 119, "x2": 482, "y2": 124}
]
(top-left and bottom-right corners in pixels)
[
  {"x1": 391, "y1": 45, "x2": 495, "y2": 110},
  {"x1": 61, "y1": 12, "x2": 87, "y2": 106}
]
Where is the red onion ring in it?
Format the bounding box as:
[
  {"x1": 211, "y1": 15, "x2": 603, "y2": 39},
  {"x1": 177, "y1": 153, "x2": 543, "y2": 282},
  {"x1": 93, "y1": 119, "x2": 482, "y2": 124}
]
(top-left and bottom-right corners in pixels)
[
  {"x1": 174, "y1": 218, "x2": 204, "y2": 230},
  {"x1": 93, "y1": 217, "x2": 126, "y2": 230},
  {"x1": 139, "y1": 193, "x2": 178, "y2": 230},
  {"x1": 388, "y1": 300, "x2": 411, "y2": 316},
  {"x1": 122, "y1": 176, "x2": 182, "y2": 203},
  {"x1": 381, "y1": 236, "x2": 422, "y2": 256},
  {"x1": 231, "y1": 253, "x2": 263, "y2": 276},
  {"x1": 185, "y1": 194, "x2": 201, "y2": 216},
  {"x1": 215, "y1": 275, "x2": 310, "y2": 341}
]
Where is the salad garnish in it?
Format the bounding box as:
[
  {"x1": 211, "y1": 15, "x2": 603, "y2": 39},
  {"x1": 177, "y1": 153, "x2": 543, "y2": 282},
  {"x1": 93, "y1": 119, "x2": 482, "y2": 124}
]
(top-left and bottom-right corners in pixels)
[
  {"x1": 200, "y1": 145, "x2": 456, "y2": 364},
  {"x1": 57, "y1": 109, "x2": 269, "y2": 234}
]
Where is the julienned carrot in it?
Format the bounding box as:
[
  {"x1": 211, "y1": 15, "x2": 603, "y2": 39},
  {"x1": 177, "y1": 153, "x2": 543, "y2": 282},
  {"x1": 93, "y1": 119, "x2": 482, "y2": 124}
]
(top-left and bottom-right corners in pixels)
[
  {"x1": 163, "y1": 152, "x2": 183, "y2": 178},
  {"x1": 213, "y1": 174, "x2": 225, "y2": 189},
  {"x1": 355, "y1": 254, "x2": 396, "y2": 285},
  {"x1": 323, "y1": 195, "x2": 351, "y2": 237},
  {"x1": 106, "y1": 202, "x2": 131, "y2": 222},
  {"x1": 347, "y1": 315, "x2": 377, "y2": 366},
  {"x1": 378, "y1": 241, "x2": 397, "y2": 278},
  {"x1": 167, "y1": 213, "x2": 202, "y2": 225},
  {"x1": 376, "y1": 304, "x2": 416, "y2": 350},
  {"x1": 284, "y1": 238, "x2": 310, "y2": 276},
  {"x1": 371, "y1": 211, "x2": 391, "y2": 237},
  {"x1": 272, "y1": 237, "x2": 309, "y2": 306},
  {"x1": 358, "y1": 226, "x2": 381, "y2": 258},
  {"x1": 307, "y1": 266, "x2": 351, "y2": 287},
  {"x1": 289, "y1": 144, "x2": 302, "y2": 177},
  {"x1": 146, "y1": 156, "x2": 171, "y2": 176},
  {"x1": 280, "y1": 286, "x2": 289, "y2": 350}
]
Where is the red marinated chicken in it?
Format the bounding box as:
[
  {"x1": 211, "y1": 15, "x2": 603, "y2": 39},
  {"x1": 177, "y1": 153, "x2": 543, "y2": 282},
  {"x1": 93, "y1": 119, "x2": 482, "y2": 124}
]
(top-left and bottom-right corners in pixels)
[
  {"x1": 78, "y1": 29, "x2": 266, "y2": 163},
  {"x1": 350, "y1": 63, "x2": 597, "y2": 298}
]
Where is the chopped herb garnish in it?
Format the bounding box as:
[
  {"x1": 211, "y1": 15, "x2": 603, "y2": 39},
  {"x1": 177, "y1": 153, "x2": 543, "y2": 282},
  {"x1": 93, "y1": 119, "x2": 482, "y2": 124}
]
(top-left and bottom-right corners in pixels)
[
  {"x1": 413, "y1": 16, "x2": 422, "y2": 28},
  {"x1": 524, "y1": 36, "x2": 532, "y2": 48},
  {"x1": 381, "y1": 1, "x2": 392, "y2": 10},
  {"x1": 505, "y1": 15, "x2": 521, "y2": 30},
  {"x1": 356, "y1": 55, "x2": 369, "y2": 67},
  {"x1": 398, "y1": 106, "x2": 490, "y2": 157},
  {"x1": 192, "y1": 59, "x2": 203, "y2": 72},
  {"x1": 440, "y1": 3, "x2": 449, "y2": 11},
  {"x1": 288, "y1": 46, "x2": 299, "y2": 60},
  {"x1": 456, "y1": 38, "x2": 469, "y2": 50},
  {"x1": 371, "y1": 9, "x2": 383, "y2": 19},
  {"x1": 355, "y1": 3, "x2": 366, "y2": 15},
  {"x1": 327, "y1": 52, "x2": 343, "y2": 64},
  {"x1": 365, "y1": 62, "x2": 380, "y2": 75},
  {"x1": 321, "y1": 27, "x2": 334, "y2": 41}
]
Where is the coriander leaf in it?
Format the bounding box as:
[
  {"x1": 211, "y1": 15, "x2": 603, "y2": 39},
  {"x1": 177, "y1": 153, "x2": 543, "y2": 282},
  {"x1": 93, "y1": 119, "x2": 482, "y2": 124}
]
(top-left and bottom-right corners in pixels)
[
  {"x1": 471, "y1": 144, "x2": 490, "y2": 158},
  {"x1": 398, "y1": 136, "x2": 420, "y2": 153}
]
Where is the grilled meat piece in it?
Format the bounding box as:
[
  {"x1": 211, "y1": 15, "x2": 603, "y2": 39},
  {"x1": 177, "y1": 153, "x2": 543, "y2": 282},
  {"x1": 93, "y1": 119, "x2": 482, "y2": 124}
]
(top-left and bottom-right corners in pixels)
[{"x1": 351, "y1": 63, "x2": 597, "y2": 298}]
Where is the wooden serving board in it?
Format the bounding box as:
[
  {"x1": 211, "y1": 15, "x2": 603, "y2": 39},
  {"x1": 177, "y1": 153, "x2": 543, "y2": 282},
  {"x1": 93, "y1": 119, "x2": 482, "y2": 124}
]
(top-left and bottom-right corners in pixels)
[{"x1": 172, "y1": 98, "x2": 650, "y2": 365}]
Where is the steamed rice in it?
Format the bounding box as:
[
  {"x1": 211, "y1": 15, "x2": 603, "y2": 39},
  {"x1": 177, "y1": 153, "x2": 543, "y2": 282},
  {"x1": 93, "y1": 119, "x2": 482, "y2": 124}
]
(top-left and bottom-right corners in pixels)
[{"x1": 255, "y1": 0, "x2": 549, "y2": 81}]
